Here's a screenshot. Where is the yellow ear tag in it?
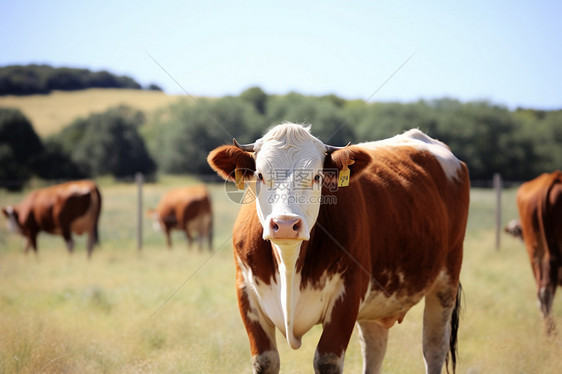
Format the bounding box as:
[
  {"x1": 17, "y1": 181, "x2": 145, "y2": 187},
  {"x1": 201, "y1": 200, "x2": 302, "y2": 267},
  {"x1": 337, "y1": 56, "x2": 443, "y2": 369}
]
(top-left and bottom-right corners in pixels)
[
  {"x1": 338, "y1": 167, "x2": 350, "y2": 187},
  {"x1": 235, "y1": 169, "x2": 245, "y2": 190}
]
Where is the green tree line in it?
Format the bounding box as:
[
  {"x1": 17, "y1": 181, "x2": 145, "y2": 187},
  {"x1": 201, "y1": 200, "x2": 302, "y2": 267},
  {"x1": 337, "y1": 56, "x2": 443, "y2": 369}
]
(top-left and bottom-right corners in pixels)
[
  {"x1": 0, "y1": 65, "x2": 162, "y2": 95},
  {"x1": 1, "y1": 86, "x2": 561, "y2": 190}
]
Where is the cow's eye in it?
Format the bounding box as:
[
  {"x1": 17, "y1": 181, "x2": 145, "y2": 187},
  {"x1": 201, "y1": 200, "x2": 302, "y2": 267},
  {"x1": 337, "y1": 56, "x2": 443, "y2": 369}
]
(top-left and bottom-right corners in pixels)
[
  {"x1": 257, "y1": 173, "x2": 263, "y2": 181},
  {"x1": 314, "y1": 174, "x2": 321, "y2": 183}
]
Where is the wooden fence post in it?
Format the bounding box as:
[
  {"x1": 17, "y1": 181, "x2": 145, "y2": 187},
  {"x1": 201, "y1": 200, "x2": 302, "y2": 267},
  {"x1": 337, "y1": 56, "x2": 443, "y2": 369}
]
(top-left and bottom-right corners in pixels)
[
  {"x1": 494, "y1": 173, "x2": 502, "y2": 250},
  {"x1": 136, "y1": 173, "x2": 143, "y2": 251}
]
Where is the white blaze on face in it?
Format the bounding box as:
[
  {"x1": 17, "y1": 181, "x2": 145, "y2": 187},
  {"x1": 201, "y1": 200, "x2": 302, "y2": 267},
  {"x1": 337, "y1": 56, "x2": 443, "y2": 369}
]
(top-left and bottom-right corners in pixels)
[
  {"x1": 251, "y1": 123, "x2": 327, "y2": 349},
  {"x1": 253, "y1": 124, "x2": 326, "y2": 241}
]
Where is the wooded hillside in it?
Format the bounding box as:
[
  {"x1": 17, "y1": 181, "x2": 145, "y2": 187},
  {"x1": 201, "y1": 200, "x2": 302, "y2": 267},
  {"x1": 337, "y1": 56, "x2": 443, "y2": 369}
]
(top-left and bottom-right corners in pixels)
[{"x1": 0, "y1": 65, "x2": 161, "y2": 95}]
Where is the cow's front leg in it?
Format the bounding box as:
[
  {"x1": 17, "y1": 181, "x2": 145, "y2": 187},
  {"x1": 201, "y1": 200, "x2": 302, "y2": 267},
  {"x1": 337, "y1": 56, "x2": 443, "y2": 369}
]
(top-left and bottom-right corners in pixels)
[
  {"x1": 23, "y1": 237, "x2": 32, "y2": 253},
  {"x1": 24, "y1": 232, "x2": 38, "y2": 254},
  {"x1": 163, "y1": 227, "x2": 171, "y2": 248},
  {"x1": 314, "y1": 297, "x2": 359, "y2": 374},
  {"x1": 237, "y1": 286, "x2": 279, "y2": 374}
]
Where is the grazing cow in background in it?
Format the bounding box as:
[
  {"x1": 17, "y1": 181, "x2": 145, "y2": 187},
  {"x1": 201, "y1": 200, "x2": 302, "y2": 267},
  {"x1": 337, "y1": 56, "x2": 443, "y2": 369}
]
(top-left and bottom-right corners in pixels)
[
  {"x1": 207, "y1": 123, "x2": 470, "y2": 374},
  {"x1": 515, "y1": 171, "x2": 562, "y2": 335},
  {"x1": 2, "y1": 180, "x2": 102, "y2": 258},
  {"x1": 148, "y1": 185, "x2": 213, "y2": 250}
]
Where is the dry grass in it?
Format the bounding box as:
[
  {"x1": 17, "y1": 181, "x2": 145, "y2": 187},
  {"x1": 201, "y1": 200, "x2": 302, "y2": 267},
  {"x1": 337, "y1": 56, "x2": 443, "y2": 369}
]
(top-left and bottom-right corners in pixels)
[
  {"x1": 0, "y1": 89, "x2": 184, "y2": 136},
  {"x1": 1, "y1": 183, "x2": 562, "y2": 373}
]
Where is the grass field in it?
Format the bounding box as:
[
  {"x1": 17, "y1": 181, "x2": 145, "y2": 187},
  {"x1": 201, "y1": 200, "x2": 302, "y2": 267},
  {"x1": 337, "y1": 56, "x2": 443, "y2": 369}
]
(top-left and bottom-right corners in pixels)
[
  {"x1": 0, "y1": 89, "x2": 184, "y2": 136},
  {"x1": 1, "y1": 179, "x2": 562, "y2": 373}
]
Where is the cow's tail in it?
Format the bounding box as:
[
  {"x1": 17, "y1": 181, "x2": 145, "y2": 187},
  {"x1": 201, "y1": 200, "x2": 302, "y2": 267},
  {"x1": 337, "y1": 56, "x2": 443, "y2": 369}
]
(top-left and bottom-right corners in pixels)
[
  {"x1": 91, "y1": 183, "x2": 102, "y2": 246},
  {"x1": 446, "y1": 283, "x2": 462, "y2": 374},
  {"x1": 207, "y1": 194, "x2": 213, "y2": 251}
]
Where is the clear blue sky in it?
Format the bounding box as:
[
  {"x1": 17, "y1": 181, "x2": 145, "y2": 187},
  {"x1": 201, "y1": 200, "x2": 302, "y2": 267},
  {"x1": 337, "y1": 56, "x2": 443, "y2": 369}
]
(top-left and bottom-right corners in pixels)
[{"x1": 2, "y1": 0, "x2": 561, "y2": 109}]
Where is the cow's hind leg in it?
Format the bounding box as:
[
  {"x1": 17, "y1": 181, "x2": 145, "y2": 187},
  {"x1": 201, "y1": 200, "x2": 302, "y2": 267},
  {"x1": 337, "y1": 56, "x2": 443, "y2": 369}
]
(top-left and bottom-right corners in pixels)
[
  {"x1": 61, "y1": 227, "x2": 74, "y2": 254},
  {"x1": 86, "y1": 230, "x2": 95, "y2": 259},
  {"x1": 423, "y1": 282, "x2": 460, "y2": 374},
  {"x1": 357, "y1": 321, "x2": 389, "y2": 374},
  {"x1": 538, "y1": 257, "x2": 558, "y2": 335},
  {"x1": 184, "y1": 230, "x2": 194, "y2": 248},
  {"x1": 539, "y1": 286, "x2": 556, "y2": 335}
]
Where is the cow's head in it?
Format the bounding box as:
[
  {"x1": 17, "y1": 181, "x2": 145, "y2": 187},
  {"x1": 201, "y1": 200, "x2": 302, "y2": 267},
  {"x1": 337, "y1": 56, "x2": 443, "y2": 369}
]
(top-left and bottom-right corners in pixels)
[
  {"x1": 2, "y1": 206, "x2": 21, "y2": 233},
  {"x1": 209, "y1": 123, "x2": 370, "y2": 242}
]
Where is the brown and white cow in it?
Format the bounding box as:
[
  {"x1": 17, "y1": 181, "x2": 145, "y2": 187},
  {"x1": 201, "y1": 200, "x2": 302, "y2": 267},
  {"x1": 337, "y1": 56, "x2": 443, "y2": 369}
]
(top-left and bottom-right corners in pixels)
[
  {"x1": 2, "y1": 180, "x2": 102, "y2": 258},
  {"x1": 207, "y1": 123, "x2": 470, "y2": 374},
  {"x1": 515, "y1": 171, "x2": 562, "y2": 335},
  {"x1": 148, "y1": 185, "x2": 213, "y2": 250}
]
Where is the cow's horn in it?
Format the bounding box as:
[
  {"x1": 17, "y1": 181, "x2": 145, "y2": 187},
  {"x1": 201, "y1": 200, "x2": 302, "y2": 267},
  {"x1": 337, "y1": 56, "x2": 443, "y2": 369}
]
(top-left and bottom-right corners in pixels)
[
  {"x1": 324, "y1": 142, "x2": 351, "y2": 154},
  {"x1": 233, "y1": 138, "x2": 255, "y2": 152}
]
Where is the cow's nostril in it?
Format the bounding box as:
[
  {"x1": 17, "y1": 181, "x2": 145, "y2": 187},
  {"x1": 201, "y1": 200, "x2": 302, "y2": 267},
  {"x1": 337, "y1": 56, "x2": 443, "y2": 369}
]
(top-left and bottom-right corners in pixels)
[
  {"x1": 293, "y1": 222, "x2": 300, "y2": 231},
  {"x1": 271, "y1": 221, "x2": 279, "y2": 232}
]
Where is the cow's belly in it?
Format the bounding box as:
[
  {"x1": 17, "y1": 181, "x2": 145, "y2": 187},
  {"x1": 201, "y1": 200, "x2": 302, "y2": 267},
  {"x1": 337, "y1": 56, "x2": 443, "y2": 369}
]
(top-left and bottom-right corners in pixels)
[
  {"x1": 70, "y1": 212, "x2": 93, "y2": 235},
  {"x1": 185, "y1": 211, "x2": 211, "y2": 235},
  {"x1": 252, "y1": 271, "x2": 345, "y2": 341},
  {"x1": 357, "y1": 289, "x2": 424, "y2": 327},
  {"x1": 357, "y1": 271, "x2": 450, "y2": 327}
]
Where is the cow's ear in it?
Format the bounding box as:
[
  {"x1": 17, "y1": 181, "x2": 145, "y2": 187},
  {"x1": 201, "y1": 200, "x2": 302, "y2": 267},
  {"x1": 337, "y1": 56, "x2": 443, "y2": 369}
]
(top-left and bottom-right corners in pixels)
[
  {"x1": 324, "y1": 146, "x2": 371, "y2": 182},
  {"x1": 207, "y1": 145, "x2": 256, "y2": 182}
]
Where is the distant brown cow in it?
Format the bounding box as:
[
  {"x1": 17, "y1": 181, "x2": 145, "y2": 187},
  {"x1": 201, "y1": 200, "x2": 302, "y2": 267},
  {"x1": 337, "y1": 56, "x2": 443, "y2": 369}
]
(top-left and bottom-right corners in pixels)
[
  {"x1": 2, "y1": 180, "x2": 102, "y2": 258},
  {"x1": 149, "y1": 185, "x2": 213, "y2": 250},
  {"x1": 516, "y1": 171, "x2": 562, "y2": 334}
]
